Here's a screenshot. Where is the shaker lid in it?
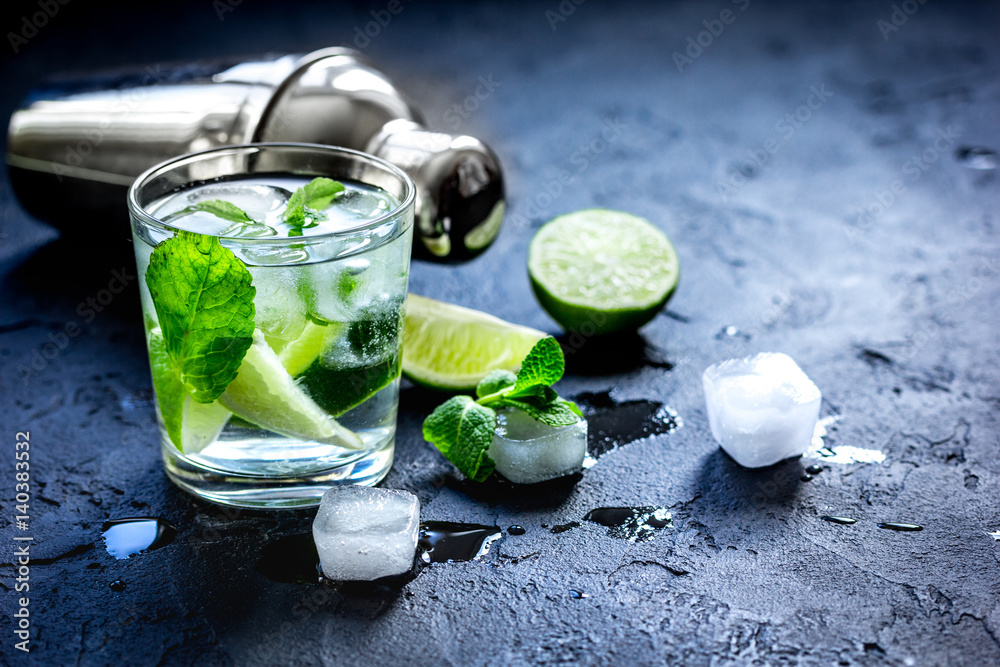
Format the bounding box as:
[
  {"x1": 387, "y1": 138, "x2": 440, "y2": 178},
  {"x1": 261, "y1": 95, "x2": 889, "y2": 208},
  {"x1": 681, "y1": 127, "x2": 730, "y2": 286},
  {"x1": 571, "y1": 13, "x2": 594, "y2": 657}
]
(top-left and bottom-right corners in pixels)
[{"x1": 366, "y1": 119, "x2": 506, "y2": 262}]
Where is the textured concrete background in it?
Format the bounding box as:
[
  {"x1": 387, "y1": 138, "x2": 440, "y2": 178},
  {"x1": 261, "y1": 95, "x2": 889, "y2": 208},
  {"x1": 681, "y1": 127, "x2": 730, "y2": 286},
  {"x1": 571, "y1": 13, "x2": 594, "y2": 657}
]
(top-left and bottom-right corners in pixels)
[{"x1": 1, "y1": 1, "x2": 999, "y2": 665}]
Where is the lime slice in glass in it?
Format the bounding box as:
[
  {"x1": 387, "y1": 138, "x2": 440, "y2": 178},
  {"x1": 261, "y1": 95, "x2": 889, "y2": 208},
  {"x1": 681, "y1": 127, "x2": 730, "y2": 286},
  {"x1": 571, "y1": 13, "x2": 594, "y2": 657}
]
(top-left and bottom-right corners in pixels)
[
  {"x1": 219, "y1": 331, "x2": 363, "y2": 449},
  {"x1": 148, "y1": 333, "x2": 231, "y2": 455},
  {"x1": 277, "y1": 319, "x2": 345, "y2": 377},
  {"x1": 527, "y1": 209, "x2": 679, "y2": 335},
  {"x1": 402, "y1": 294, "x2": 546, "y2": 391}
]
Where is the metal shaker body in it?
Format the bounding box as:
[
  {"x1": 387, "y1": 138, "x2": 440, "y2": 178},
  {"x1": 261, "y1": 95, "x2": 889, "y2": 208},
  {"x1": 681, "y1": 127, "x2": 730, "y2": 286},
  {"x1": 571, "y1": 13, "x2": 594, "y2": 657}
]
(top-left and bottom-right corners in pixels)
[{"x1": 7, "y1": 48, "x2": 504, "y2": 261}]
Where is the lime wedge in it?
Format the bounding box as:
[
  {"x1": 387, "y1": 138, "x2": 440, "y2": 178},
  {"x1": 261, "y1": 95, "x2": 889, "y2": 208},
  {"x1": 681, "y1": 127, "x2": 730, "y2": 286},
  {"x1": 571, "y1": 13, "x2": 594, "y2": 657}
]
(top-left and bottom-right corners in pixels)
[
  {"x1": 177, "y1": 399, "x2": 232, "y2": 455},
  {"x1": 219, "y1": 331, "x2": 363, "y2": 449},
  {"x1": 528, "y1": 209, "x2": 679, "y2": 335},
  {"x1": 402, "y1": 294, "x2": 546, "y2": 391},
  {"x1": 277, "y1": 319, "x2": 344, "y2": 376},
  {"x1": 148, "y1": 332, "x2": 231, "y2": 455}
]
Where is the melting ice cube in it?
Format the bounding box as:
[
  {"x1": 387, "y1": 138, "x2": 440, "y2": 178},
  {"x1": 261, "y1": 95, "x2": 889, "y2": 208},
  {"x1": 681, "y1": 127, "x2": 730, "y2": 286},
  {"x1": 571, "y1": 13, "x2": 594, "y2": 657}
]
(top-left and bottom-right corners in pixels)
[
  {"x1": 312, "y1": 486, "x2": 419, "y2": 581},
  {"x1": 488, "y1": 408, "x2": 588, "y2": 484},
  {"x1": 702, "y1": 352, "x2": 821, "y2": 468}
]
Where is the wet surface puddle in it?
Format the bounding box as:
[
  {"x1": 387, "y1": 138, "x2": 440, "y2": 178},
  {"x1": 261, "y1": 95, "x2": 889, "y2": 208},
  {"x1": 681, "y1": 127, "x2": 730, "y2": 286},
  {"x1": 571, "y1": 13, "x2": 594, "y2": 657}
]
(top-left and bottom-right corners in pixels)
[
  {"x1": 101, "y1": 517, "x2": 177, "y2": 559},
  {"x1": 804, "y1": 416, "x2": 886, "y2": 464},
  {"x1": 550, "y1": 506, "x2": 673, "y2": 543},
  {"x1": 574, "y1": 391, "x2": 681, "y2": 466},
  {"x1": 256, "y1": 521, "x2": 502, "y2": 585}
]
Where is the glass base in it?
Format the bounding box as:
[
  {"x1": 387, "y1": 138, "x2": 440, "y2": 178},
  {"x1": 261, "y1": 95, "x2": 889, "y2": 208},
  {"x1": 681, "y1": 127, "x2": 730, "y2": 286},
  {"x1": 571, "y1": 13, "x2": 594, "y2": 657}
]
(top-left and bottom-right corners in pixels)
[{"x1": 162, "y1": 437, "x2": 394, "y2": 509}]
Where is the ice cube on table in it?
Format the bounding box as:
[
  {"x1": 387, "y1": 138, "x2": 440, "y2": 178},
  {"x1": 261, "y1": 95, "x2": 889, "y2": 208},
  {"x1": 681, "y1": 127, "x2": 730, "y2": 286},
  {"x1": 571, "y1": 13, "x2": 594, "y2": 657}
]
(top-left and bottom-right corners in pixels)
[
  {"x1": 312, "y1": 486, "x2": 420, "y2": 581},
  {"x1": 488, "y1": 408, "x2": 588, "y2": 484},
  {"x1": 702, "y1": 352, "x2": 822, "y2": 468}
]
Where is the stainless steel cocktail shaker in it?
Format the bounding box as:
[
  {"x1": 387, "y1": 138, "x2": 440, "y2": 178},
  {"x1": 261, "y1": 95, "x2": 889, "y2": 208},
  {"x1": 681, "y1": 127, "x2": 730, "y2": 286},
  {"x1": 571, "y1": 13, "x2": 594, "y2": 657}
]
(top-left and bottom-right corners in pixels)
[{"x1": 7, "y1": 47, "x2": 505, "y2": 262}]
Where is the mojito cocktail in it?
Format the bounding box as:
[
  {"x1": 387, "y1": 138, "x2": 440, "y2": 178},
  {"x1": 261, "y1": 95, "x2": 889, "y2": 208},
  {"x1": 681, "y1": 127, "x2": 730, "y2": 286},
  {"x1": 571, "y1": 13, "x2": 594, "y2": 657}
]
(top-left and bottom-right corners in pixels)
[{"x1": 128, "y1": 144, "x2": 414, "y2": 508}]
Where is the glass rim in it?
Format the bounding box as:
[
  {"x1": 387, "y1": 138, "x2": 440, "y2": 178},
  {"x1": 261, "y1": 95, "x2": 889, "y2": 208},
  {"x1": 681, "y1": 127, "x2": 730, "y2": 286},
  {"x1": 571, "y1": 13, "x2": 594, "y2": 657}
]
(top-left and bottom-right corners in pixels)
[{"x1": 127, "y1": 142, "x2": 416, "y2": 243}]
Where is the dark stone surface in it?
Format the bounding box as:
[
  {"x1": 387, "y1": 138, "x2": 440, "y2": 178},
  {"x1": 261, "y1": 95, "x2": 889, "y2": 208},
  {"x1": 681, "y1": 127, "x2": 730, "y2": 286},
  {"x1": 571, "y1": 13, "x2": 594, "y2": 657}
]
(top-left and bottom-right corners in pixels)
[{"x1": 2, "y1": 1, "x2": 999, "y2": 665}]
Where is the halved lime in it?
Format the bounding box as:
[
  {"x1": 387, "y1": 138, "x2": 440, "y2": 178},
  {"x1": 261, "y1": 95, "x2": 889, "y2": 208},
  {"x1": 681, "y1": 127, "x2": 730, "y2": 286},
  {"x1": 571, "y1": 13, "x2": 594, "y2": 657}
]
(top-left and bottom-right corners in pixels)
[
  {"x1": 219, "y1": 331, "x2": 363, "y2": 449},
  {"x1": 528, "y1": 209, "x2": 679, "y2": 335},
  {"x1": 402, "y1": 294, "x2": 546, "y2": 391}
]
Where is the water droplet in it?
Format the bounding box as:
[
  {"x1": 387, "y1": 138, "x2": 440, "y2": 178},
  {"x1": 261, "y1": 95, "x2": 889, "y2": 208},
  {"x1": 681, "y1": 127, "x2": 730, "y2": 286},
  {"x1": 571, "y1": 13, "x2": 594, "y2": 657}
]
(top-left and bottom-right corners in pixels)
[
  {"x1": 101, "y1": 518, "x2": 176, "y2": 559},
  {"x1": 955, "y1": 146, "x2": 999, "y2": 170},
  {"x1": 108, "y1": 579, "x2": 126, "y2": 592},
  {"x1": 878, "y1": 522, "x2": 923, "y2": 532},
  {"x1": 821, "y1": 516, "x2": 857, "y2": 525},
  {"x1": 508, "y1": 525, "x2": 526, "y2": 536},
  {"x1": 715, "y1": 325, "x2": 750, "y2": 340},
  {"x1": 583, "y1": 507, "x2": 672, "y2": 542},
  {"x1": 417, "y1": 522, "x2": 502, "y2": 564},
  {"x1": 801, "y1": 474, "x2": 814, "y2": 482},
  {"x1": 569, "y1": 589, "x2": 590, "y2": 599},
  {"x1": 805, "y1": 464, "x2": 823, "y2": 475},
  {"x1": 550, "y1": 521, "x2": 581, "y2": 534}
]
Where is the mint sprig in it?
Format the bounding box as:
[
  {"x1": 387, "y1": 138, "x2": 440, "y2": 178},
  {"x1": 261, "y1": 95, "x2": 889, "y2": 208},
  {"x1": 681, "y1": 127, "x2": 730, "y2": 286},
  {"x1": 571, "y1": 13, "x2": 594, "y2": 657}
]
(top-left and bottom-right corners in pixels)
[
  {"x1": 168, "y1": 200, "x2": 255, "y2": 224},
  {"x1": 145, "y1": 232, "x2": 256, "y2": 405},
  {"x1": 422, "y1": 337, "x2": 583, "y2": 482},
  {"x1": 283, "y1": 177, "x2": 345, "y2": 236}
]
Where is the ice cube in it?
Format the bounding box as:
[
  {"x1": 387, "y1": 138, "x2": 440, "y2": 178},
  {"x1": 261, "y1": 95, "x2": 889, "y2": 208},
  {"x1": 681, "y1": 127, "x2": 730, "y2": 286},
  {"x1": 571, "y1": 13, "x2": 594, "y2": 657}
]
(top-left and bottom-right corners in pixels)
[
  {"x1": 334, "y1": 188, "x2": 392, "y2": 223},
  {"x1": 312, "y1": 486, "x2": 419, "y2": 581},
  {"x1": 181, "y1": 183, "x2": 291, "y2": 224},
  {"x1": 226, "y1": 223, "x2": 277, "y2": 238},
  {"x1": 488, "y1": 408, "x2": 588, "y2": 484},
  {"x1": 246, "y1": 266, "x2": 307, "y2": 346},
  {"x1": 702, "y1": 352, "x2": 822, "y2": 468},
  {"x1": 302, "y1": 258, "x2": 371, "y2": 323}
]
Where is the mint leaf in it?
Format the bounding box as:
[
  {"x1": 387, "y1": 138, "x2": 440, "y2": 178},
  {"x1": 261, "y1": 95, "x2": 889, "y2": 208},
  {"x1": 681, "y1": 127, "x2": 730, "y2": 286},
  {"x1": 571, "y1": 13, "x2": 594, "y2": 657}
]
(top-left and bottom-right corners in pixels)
[
  {"x1": 423, "y1": 396, "x2": 497, "y2": 482},
  {"x1": 283, "y1": 189, "x2": 306, "y2": 231},
  {"x1": 507, "y1": 337, "x2": 565, "y2": 398},
  {"x1": 173, "y1": 200, "x2": 255, "y2": 224},
  {"x1": 475, "y1": 370, "x2": 516, "y2": 398},
  {"x1": 494, "y1": 397, "x2": 581, "y2": 427},
  {"x1": 283, "y1": 178, "x2": 344, "y2": 236},
  {"x1": 304, "y1": 177, "x2": 345, "y2": 209},
  {"x1": 422, "y1": 336, "x2": 586, "y2": 482},
  {"x1": 145, "y1": 232, "x2": 256, "y2": 403}
]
